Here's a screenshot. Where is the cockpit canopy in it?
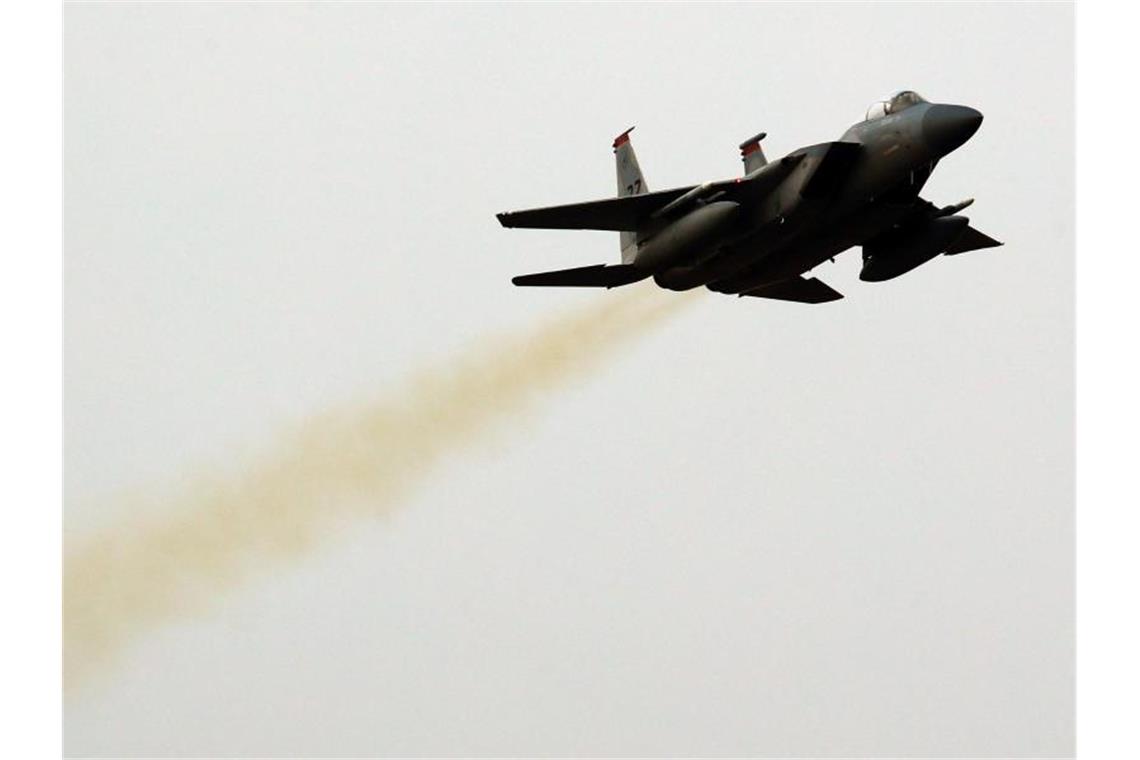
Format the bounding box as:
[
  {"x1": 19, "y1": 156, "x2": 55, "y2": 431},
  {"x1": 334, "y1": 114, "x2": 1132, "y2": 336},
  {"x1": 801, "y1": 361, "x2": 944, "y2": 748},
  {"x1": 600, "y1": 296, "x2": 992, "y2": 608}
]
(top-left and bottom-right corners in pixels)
[{"x1": 865, "y1": 90, "x2": 927, "y2": 121}]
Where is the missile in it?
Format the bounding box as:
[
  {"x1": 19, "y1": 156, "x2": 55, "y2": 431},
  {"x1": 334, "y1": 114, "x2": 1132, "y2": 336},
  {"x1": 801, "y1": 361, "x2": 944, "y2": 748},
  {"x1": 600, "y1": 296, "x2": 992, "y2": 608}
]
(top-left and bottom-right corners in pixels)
[{"x1": 652, "y1": 181, "x2": 717, "y2": 219}]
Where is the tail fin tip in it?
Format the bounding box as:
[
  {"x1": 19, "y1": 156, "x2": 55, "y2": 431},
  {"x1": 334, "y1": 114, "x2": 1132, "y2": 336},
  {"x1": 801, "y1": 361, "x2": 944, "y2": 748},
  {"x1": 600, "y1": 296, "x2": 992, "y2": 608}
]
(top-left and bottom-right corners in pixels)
[{"x1": 740, "y1": 132, "x2": 769, "y2": 173}]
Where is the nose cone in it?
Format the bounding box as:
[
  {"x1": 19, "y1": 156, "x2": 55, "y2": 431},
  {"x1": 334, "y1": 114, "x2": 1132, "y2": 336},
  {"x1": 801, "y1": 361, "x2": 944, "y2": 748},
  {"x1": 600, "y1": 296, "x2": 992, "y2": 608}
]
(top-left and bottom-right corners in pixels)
[{"x1": 922, "y1": 104, "x2": 983, "y2": 155}]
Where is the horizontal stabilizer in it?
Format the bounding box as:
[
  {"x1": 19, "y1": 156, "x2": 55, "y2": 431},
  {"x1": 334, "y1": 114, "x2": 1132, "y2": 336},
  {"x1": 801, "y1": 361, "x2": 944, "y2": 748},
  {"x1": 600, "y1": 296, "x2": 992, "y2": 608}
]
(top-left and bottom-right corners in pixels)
[
  {"x1": 497, "y1": 188, "x2": 694, "y2": 232},
  {"x1": 512, "y1": 264, "x2": 647, "y2": 288},
  {"x1": 944, "y1": 224, "x2": 1003, "y2": 255},
  {"x1": 741, "y1": 275, "x2": 844, "y2": 304}
]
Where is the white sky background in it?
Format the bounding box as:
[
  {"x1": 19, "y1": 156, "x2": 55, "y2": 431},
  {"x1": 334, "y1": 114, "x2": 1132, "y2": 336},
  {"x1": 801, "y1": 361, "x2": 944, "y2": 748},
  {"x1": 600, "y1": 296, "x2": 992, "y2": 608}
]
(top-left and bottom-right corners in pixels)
[{"x1": 64, "y1": 3, "x2": 1073, "y2": 757}]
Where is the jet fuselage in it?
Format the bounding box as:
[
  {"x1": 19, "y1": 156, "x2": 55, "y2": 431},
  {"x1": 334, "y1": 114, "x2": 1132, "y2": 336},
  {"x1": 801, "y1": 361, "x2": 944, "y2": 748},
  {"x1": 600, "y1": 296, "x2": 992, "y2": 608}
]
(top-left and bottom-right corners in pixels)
[
  {"x1": 499, "y1": 91, "x2": 998, "y2": 304},
  {"x1": 653, "y1": 101, "x2": 983, "y2": 293}
]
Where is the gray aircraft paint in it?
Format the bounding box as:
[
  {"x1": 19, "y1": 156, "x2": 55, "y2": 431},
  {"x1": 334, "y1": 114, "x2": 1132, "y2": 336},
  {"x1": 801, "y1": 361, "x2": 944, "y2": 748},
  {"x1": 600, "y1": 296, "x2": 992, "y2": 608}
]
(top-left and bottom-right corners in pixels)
[{"x1": 499, "y1": 91, "x2": 999, "y2": 303}]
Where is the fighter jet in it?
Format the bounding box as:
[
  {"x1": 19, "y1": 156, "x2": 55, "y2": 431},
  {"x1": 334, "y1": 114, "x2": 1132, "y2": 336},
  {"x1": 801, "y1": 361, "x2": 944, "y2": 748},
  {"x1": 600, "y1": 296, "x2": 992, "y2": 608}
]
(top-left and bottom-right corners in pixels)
[{"x1": 496, "y1": 90, "x2": 1000, "y2": 303}]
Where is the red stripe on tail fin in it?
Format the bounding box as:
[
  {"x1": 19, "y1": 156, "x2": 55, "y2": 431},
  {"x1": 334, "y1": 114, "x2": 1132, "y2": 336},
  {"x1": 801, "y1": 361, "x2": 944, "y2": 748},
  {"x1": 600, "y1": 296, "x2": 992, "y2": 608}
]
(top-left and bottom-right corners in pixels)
[
  {"x1": 739, "y1": 132, "x2": 769, "y2": 173},
  {"x1": 612, "y1": 126, "x2": 636, "y2": 150}
]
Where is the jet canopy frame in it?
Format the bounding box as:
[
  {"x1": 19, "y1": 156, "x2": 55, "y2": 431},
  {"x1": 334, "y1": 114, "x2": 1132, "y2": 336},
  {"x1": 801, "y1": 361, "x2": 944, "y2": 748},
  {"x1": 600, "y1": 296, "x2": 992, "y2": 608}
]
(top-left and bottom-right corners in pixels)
[{"x1": 865, "y1": 90, "x2": 927, "y2": 121}]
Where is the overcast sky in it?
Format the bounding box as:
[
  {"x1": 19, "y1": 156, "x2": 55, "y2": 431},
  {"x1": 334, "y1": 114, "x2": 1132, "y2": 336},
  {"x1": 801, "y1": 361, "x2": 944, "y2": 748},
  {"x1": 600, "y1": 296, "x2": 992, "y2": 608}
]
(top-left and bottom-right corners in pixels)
[{"x1": 65, "y1": 2, "x2": 1073, "y2": 756}]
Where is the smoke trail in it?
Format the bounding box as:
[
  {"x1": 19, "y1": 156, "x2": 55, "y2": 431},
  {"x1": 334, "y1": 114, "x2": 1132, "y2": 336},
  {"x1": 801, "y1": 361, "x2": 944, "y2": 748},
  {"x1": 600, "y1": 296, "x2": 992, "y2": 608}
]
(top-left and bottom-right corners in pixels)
[{"x1": 65, "y1": 287, "x2": 694, "y2": 688}]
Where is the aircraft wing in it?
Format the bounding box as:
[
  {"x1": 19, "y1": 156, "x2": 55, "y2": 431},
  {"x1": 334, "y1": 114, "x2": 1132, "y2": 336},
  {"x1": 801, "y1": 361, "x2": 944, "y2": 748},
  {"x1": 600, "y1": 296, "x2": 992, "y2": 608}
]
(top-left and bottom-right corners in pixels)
[
  {"x1": 944, "y1": 224, "x2": 1002, "y2": 255},
  {"x1": 740, "y1": 275, "x2": 844, "y2": 304},
  {"x1": 497, "y1": 187, "x2": 695, "y2": 231},
  {"x1": 496, "y1": 154, "x2": 805, "y2": 232}
]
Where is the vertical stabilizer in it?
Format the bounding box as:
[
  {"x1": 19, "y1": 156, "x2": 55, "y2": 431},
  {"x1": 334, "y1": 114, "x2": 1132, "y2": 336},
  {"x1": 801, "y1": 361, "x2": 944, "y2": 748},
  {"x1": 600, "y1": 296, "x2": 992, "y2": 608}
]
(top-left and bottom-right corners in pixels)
[
  {"x1": 739, "y1": 132, "x2": 768, "y2": 174},
  {"x1": 614, "y1": 127, "x2": 647, "y2": 264}
]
